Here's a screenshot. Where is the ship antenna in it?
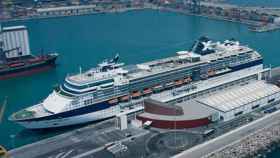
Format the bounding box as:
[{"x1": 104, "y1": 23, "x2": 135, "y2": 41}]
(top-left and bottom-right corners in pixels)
[
  {"x1": 79, "y1": 66, "x2": 82, "y2": 79},
  {"x1": 269, "y1": 64, "x2": 272, "y2": 79}
]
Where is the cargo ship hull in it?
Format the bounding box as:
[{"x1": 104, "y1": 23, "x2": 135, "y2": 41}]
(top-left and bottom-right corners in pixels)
[{"x1": 0, "y1": 54, "x2": 58, "y2": 80}]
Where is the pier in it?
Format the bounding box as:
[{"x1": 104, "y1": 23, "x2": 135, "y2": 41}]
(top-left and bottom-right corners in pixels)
[
  {"x1": 174, "y1": 101, "x2": 280, "y2": 158},
  {"x1": 1, "y1": 1, "x2": 280, "y2": 32},
  {"x1": 6, "y1": 67, "x2": 280, "y2": 158}
]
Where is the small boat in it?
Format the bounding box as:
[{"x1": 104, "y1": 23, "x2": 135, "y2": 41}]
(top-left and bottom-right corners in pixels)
[
  {"x1": 143, "y1": 88, "x2": 153, "y2": 95},
  {"x1": 165, "y1": 81, "x2": 174, "y2": 88},
  {"x1": 120, "y1": 95, "x2": 130, "y2": 102},
  {"x1": 175, "y1": 80, "x2": 183, "y2": 86},
  {"x1": 131, "y1": 91, "x2": 142, "y2": 98},
  {"x1": 208, "y1": 69, "x2": 216, "y2": 76},
  {"x1": 184, "y1": 77, "x2": 192, "y2": 83},
  {"x1": 108, "y1": 98, "x2": 118, "y2": 105}
]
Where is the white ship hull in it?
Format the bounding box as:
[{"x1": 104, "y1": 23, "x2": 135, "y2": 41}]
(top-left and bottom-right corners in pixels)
[
  {"x1": 16, "y1": 105, "x2": 144, "y2": 129},
  {"x1": 16, "y1": 107, "x2": 120, "y2": 129}
]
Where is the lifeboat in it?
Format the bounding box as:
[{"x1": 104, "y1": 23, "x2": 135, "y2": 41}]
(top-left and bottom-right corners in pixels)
[
  {"x1": 208, "y1": 69, "x2": 216, "y2": 76},
  {"x1": 184, "y1": 77, "x2": 192, "y2": 83},
  {"x1": 131, "y1": 91, "x2": 142, "y2": 98},
  {"x1": 153, "y1": 84, "x2": 162, "y2": 90},
  {"x1": 120, "y1": 95, "x2": 130, "y2": 102},
  {"x1": 175, "y1": 80, "x2": 183, "y2": 86},
  {"x1": 153, "y1": 84, "x2": 163, "y2": 92},
  {"x1": 165, "y1": 81, "x2": 174, "y2": 88},
  {"x1": 143, "y1": 88, "x2": 152, "y2": 95},
  {"x1": 108, "y1": 98, "x2": 118, "y2": 105}
]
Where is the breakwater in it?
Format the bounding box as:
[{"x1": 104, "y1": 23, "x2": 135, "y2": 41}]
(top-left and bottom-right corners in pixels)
[{"x1": 206, "y1": 120, "x2": 280, "y2": 158}]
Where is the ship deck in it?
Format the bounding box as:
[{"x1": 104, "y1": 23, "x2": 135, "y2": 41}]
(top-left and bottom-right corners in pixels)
[
  {"x1": 65, "y1": 43, "x2": 260, "y2": 85},
  {"x1": 151, "y1": 66, "x2": 269, "y2": 103}
]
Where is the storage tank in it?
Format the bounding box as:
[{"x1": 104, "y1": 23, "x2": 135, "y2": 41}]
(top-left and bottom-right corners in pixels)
[{"x1": 1, "y1": 26, "x2": 30, "y2": 58}]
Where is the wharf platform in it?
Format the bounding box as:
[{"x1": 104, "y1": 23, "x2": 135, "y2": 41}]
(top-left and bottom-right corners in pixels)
[
  {"x1": 173, "y1": 67, "x2": 280, "y2": 158},
  {"x1": 9, "y1": 119, "x2": 149, "y2": 158},
  {"x1": 173, "y1": 101, "x2": 280, "y2": 158},
  {"x1": 8, "y1": 67, "x2": 280, "y2": 158}
]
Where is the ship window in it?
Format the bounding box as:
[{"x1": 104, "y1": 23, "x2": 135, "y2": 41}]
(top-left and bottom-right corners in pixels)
[
  {"x1": 65, "y1": 78, "x2": 114, "y2": 90},
  {"x1": 62, "y1": 84, "x2": 97, "y2": 94},
  {"x1": 234, "y1": 111, "x2": 243, "y2": 116},
  {"x1": 252, "y1": 104, "x2": 260, "y2": 109},
  {"x1": 268, "y1": 98, "x2": 275, "y2": 103}
]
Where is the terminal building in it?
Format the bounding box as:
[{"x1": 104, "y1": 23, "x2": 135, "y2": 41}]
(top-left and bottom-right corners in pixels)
[
  {"x1": 137, "y1": 66, "x2": 280, "y2": 129},
  {"x1": 137, "y1": 99, "x2": 219, "y2": 129}
]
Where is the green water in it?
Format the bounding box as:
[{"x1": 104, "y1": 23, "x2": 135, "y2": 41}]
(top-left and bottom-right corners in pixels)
[{"x1": 0, "y1": 9, "x2": 280, "y2": 151}]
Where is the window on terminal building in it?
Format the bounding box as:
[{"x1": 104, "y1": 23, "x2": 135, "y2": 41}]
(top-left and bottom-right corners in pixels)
[{"x1": 234, "y1": 111, "x2": 243, "y2": 116}]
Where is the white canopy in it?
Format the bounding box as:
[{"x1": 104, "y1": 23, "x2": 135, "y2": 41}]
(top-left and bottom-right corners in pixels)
[{"x1": 42, "y1": 91, "x2": 72, "y2": 113}]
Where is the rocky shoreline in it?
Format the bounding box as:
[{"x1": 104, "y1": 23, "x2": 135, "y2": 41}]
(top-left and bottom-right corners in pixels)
[{"x1": 206, "y1": 121, "x2": 280, "y2": 158}]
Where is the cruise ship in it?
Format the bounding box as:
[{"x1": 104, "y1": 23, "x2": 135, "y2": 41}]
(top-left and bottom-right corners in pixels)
[{"x1": 10, "y1": 37, "x2": 264, "y2": 129}]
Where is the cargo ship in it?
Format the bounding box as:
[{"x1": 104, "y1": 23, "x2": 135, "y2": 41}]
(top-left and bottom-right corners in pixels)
[
  {"x1": 10, "y1": 37, "x2": 263, "y2": 129},
  {"x1": 0, "y1": 25, "x2": 58, "y2": 80}
]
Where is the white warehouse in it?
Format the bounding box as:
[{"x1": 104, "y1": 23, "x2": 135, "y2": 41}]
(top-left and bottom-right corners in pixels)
[{"x1": 197, "y1": 80, "x2": 280, "y2": 121}]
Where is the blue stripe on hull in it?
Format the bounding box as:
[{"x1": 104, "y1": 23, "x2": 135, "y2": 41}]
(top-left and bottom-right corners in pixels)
[
  {"x1": 18, "y1": 101, "x2": 112, "y2": 122},
  {"x1": 229, "y1": 59, "x2": 263, "y2": 71}
]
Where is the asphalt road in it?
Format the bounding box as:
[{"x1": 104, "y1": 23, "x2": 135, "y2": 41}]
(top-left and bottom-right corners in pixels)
[
  {"x1": 173, "y1": 106, "x2": 280, "y2": 158},
  {"x1": 9, "y1": 120, "x2": 146, "y2": 158}
]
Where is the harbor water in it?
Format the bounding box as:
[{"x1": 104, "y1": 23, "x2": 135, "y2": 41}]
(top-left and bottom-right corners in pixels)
[{"x1": 0, "y1": 8, "x2": 280, "y2": 157}]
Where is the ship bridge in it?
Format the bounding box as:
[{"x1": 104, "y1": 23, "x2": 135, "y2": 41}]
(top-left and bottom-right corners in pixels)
[{"x1": 42, "y1": 91, "x2": 73, "y2": 113}]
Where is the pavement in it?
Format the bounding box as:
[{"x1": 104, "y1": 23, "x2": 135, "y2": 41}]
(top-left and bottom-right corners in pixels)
[
  {"x1": 173, "y1": 103, "x2": 280, "y2": 158},
  {"x1": 8, "y1": 67, "x2": 280, "y2": 158},
  {"x1": 9, "y1": 120, "x2": 148, "y2": 158}
]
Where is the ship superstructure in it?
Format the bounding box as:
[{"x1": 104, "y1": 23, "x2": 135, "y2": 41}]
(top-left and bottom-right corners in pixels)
[{"x1": 10, "y1": 37, "x2": 263, "y2": 129}]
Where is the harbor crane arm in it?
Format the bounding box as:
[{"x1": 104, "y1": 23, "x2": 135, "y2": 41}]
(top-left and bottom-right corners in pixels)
[{"x1": 0, "y1": 97, "x2": 7, "y2": 124}]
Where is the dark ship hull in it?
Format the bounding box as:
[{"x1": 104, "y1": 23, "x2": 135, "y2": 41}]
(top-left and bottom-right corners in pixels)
[{"x1": 0, "y1": 53, "x2": 58, "y2": 80}]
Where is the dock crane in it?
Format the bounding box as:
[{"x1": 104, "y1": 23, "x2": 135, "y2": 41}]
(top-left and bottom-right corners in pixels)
[
  {"x1": 0, "y1": 98, "x2": 9, "y2": 158},
  {"x1": 0, "y1": 97, "x2": 7, "y2": 124},
  {"x1": 0, "y1": 145, "x2": 9, "y2": 158}
]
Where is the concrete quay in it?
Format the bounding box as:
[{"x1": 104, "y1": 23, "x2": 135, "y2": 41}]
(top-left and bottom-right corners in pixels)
[
  {"x1": 173, "y1": 103, "x2": 280, "y2": 158},
  {"x1": 8, "y1": 119, "x2": 149, "y2": 158},
  {"x1": 206, "y1": 121, "x2": 280, "y2": 158}
]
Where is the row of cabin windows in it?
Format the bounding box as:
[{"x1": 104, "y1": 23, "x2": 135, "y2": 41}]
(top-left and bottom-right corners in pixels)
[
  {"x1": 65, "y1": 78, "x2": 114, "y2": 90},
  {"x1": 130, "y1": 67, "x2": 193, "y2": 85},
  {"x1": 268, "y1": 98, "x2": 275, "y2": 103},
  {"x1": 84, "y1": 98, "x2": 94, "y2": 105},
  {"x1": 174, "y1": 75, "x2": 257, "y2": 104},
  {"x1": 130, "y1": 72, "x2": 192, "y2": 90},
  {"x1": 131, "y1": 63, "x2": 199, "y2": 83}
]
